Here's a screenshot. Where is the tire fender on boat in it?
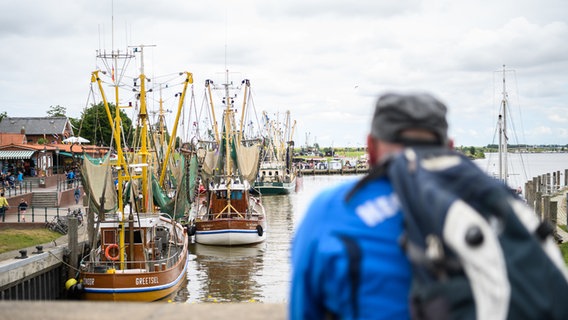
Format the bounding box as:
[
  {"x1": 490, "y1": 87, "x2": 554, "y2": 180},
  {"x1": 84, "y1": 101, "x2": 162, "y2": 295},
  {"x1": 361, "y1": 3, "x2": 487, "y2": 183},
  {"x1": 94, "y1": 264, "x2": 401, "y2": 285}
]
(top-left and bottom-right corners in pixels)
[
  {"x1": 104, "y1": 243, "x2": 120, "y2": 261},
  {"x1": 256, "y1": 225, "x2": 264, "y2": 237}
]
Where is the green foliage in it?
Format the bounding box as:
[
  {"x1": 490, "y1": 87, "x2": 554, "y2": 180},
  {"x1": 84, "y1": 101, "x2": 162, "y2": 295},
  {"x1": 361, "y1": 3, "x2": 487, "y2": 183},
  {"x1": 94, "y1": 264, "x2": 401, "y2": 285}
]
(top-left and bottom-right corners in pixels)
[
  {"x1": 0, "y1": 111, "x2": 7, "y2": 122},
  {"x1": 76, "y1": 102, "x2": 134, "y2": 147},
  {"x1": 469, "y1": 146, "x2": 476, "y2": 156},
  {"x1": 47, "y1": 105, "x2": 66, "y2": 117}
]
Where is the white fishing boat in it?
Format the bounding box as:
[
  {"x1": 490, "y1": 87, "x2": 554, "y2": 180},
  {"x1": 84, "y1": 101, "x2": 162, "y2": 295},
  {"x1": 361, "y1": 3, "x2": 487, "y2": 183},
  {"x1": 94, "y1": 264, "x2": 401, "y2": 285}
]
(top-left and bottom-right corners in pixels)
[
  {"x1": 191, "y1": 72, "x2": 267, "y2": 246},
  {"x1": 253, "y1": 111, "x2": 297, "y2": 195}
]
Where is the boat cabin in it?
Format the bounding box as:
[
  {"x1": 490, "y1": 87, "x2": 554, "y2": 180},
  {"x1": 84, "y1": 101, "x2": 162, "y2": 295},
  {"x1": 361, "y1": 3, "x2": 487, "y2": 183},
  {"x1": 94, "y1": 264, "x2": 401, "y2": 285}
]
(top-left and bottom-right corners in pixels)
[
  {"x1": 99, "y1": 217, "x2": 167, "y2": 271},
  {"x1": 206, "y1": 180, "x2": 251, "y2": 218}
]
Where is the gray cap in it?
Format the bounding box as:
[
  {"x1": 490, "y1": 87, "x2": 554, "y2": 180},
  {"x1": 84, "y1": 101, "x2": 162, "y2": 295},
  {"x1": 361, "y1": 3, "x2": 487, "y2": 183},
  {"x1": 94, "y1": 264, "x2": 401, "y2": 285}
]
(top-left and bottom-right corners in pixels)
[{"x1": 370, "y1": 92, "x2": 448, "y2": 145}]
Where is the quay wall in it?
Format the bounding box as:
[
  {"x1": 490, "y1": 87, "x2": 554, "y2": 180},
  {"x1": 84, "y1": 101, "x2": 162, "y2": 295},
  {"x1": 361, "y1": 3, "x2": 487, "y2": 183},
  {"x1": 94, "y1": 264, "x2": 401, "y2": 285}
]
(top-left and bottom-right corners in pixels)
[{"x1": 0, "y1": 242, "x2": 67, "y2": 300}]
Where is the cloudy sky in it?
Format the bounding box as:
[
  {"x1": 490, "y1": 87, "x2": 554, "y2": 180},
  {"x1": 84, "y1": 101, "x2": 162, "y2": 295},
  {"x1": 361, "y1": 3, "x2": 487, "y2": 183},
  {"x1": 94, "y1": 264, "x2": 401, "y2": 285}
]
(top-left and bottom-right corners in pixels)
[{"x1": 1, "y1": 0, "x2": 567, "y2": 147}]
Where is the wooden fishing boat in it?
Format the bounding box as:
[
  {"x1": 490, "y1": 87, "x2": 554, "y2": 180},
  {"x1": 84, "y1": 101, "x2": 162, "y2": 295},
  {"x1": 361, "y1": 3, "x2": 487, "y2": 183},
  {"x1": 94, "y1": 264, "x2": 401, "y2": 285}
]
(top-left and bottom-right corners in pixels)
[
  {"x1": 67, "y1": 45, "x2": 194, "y2": 301},
  {"x1": 192, "y1": 72, "x2": 267, "y2": 246},
  {"x1": 252, "y1": 111, "x2": 297, "y2": 196}
]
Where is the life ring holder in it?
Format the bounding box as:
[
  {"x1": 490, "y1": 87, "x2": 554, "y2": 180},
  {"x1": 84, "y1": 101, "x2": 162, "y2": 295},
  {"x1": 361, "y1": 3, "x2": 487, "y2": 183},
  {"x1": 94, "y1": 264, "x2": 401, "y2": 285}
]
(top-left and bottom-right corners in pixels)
[{"x1": 105, "y1": 244, "x2": 120, "y2": 261}]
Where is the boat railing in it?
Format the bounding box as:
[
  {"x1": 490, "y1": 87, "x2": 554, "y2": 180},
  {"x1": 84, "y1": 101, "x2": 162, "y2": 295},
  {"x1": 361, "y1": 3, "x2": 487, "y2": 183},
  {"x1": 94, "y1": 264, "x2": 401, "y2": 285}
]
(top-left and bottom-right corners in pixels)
[{"x1": 81, "y1": 246, "x2": 184, "y2": 273}]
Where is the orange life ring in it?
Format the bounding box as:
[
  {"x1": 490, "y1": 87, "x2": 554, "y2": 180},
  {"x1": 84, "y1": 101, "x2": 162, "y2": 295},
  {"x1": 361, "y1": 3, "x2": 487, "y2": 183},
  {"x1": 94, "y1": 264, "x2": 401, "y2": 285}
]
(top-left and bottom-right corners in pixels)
[{"x1": 105, "y1": 244, "x2": 120, "y2": 261}]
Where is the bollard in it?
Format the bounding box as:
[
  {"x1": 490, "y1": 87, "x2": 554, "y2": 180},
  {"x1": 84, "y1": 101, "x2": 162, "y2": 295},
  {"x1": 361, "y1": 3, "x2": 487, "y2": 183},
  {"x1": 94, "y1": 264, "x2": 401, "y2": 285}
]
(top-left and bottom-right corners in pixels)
[{"x1": 16, "y1": 250, "x2": 28, "y2": 259}]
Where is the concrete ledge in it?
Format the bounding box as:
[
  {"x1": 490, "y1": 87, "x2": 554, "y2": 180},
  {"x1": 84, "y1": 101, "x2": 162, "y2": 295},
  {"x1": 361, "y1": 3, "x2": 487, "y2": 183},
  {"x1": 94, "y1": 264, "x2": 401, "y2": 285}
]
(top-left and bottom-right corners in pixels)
[
  {"x1": 0, "y1": 246, "x2": 65, "y2": 289},
  {"x1": 0, "y1": 301, "x2": 287, "y2": 319}
]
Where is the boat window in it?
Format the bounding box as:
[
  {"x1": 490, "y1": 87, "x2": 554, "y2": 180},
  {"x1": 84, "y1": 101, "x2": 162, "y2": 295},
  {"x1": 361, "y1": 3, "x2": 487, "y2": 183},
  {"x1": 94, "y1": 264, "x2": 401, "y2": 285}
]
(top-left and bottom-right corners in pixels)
[
  {"x1": 102, "y1": 229, "x2": 116, "y2": 244},
  {"x1": 231, "y1": 191, "x2": 243, "y2": 200},
  {"x1": 124, "y1": 230, "x2": 143, "y2": 244}
]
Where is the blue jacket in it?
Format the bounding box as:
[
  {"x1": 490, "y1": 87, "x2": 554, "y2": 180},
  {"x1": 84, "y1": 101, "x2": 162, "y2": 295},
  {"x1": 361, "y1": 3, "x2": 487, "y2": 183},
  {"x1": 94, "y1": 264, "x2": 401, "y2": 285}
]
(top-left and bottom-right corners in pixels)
[{"x1": 290, "y1": 177, "x2": 411, "y2": 319}]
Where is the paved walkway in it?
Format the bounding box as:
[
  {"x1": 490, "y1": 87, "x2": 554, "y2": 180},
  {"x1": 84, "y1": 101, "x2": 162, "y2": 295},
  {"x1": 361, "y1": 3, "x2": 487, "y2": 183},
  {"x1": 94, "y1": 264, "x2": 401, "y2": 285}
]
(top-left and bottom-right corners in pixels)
[{"x1": 0, "y1": 301, "x2": 287, "y2": 320}]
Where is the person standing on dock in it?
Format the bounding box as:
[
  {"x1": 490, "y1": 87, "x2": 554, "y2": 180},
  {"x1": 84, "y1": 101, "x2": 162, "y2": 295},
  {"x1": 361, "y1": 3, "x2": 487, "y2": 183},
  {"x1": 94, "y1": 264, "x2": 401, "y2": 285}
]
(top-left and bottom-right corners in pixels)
[
  {"x1": 18, "y1": 198, "x2": 28, "y2": 222},
  {"x1": 0, "y1": 192, "x2": 10, "y2": 222},
  {"x1": 74, "y1": 186, "x2": 81, "y2": 205},
  {"x1": 67, "y1": 170, "x2": 75, "y2": 188},
  {"x1": 290, "y1": 92, "x2": 451, "y2": 319}
]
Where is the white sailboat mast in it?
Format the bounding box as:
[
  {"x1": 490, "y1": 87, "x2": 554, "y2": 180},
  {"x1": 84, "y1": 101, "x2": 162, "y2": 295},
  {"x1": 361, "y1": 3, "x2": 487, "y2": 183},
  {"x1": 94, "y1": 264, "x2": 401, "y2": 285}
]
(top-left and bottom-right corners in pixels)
[{"x1": 498, "y1": 65, "x2": 509, "y2": 183}]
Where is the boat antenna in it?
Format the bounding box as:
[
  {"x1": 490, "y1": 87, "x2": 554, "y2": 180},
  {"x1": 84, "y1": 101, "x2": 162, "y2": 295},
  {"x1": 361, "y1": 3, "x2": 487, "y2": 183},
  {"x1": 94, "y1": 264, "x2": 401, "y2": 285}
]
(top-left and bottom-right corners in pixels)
[
  {"x1": 111, "y1": 0, "x2": 115, "y2": 53},
  {"x1": 224, "y1": 5, "x2": 228, "y2": 69}
]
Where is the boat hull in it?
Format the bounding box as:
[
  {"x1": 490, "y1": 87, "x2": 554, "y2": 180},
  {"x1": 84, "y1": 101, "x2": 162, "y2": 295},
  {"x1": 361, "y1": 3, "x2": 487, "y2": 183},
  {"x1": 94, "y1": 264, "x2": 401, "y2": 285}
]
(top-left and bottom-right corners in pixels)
[
  {"x1": 195, "y1": 219, "x2": 267, "y2": 246},
  {"x1": 80, "y1": 246, "x2": 188, "y2": 301},
  {"x1": 252, "y1": 180, "x2": 296, "y2": 195},
  {"x1": 79, "y1": 217, "x2": 189, "y2": 302}
]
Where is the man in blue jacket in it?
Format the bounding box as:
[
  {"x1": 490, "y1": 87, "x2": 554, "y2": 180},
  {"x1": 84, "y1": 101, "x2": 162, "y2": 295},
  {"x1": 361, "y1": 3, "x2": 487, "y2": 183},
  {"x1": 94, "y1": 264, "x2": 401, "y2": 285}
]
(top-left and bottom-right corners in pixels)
[{"x1": 289, "y1": 92, "x2": 452, "y2": 319}]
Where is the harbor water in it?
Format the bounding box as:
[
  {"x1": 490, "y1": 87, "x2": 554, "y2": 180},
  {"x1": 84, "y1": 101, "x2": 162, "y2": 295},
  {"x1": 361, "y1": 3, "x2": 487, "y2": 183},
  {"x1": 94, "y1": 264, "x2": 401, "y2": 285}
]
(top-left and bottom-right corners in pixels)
[
  {"x1": 180, "y1": 175, "x2": 360, "y2": 303},
  {"x1": 474, "y1": 152, "x2": 568, "y2": 193},
  {"x1": 173, "y1": 152, "x2": 567, "y2": 303}
]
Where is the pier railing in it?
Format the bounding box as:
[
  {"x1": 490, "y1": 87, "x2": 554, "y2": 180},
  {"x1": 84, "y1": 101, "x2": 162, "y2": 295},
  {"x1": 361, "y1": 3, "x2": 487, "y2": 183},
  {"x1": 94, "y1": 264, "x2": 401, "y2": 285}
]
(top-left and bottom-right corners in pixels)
[
  {"x1": 298, "y1": 166, "x2": 369, "y2": 176},
  {"x1": 524, "y1": 169, "x2": 568, "y2": 233},
  {"x1": 2, "y1": 206, "x2": 78, "y2": 224}
]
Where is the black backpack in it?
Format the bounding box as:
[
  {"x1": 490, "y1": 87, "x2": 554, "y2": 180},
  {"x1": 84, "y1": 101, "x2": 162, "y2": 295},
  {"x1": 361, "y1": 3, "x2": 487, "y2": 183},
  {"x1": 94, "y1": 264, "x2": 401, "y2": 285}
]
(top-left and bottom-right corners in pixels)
[{"x1": 385, "y1": 146, "x2": 568, "y2": 319}]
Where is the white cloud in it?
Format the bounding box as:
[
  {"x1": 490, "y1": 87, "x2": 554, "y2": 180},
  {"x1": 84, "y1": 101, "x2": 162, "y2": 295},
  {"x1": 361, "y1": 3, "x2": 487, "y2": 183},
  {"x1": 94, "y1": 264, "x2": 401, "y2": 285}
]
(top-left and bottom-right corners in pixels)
[{"x1": 1, "y1": 0, "x2": 567, "y2": 147}]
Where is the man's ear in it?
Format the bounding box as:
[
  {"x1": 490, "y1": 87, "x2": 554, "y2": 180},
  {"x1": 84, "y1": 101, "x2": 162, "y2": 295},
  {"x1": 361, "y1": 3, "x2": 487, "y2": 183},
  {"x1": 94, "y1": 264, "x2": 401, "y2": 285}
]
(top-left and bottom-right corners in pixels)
[{"x1": 367, "y1": 134, "x2": 378, "y2": 165}]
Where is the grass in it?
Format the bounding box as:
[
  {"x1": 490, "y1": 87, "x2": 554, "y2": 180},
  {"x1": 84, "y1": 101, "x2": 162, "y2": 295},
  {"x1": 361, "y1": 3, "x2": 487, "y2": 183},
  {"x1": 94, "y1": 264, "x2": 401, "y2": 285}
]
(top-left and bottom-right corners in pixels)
[
  {"x1": 0, "y1": 228, "x2": 61, "y2": 254},
  {"x1": 560, "y1": 242, "x2": 568, "y2": 265}
]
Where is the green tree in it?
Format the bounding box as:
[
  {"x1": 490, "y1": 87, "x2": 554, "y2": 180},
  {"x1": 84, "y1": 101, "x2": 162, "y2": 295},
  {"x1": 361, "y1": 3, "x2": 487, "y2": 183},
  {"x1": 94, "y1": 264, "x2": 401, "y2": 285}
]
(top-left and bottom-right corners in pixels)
[
  {"x1": 47, "y1": 105, "x2": 67, "y2": 117},
  {"x1": 0, "y1": 111, "x2": 7, "y2": 122},
  {"x1": 469, "y1": 146, "x2": 476, "y2": 156},
  {"x1": 75, "y1": 102, "x2": 133, "y2": 147}
]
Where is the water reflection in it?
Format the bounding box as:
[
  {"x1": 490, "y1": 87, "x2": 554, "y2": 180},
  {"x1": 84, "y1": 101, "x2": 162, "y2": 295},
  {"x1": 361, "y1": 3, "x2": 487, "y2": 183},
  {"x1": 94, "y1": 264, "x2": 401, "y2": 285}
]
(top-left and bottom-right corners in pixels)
[{"x1": 187, "y1": 243, "x2": 265, "y2": 302}]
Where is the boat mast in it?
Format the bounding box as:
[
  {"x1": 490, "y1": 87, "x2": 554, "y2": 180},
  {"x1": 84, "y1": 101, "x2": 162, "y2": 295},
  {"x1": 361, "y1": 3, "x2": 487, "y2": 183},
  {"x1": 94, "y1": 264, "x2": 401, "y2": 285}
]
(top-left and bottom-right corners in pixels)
[
  {"x1": 238, "y1": 79, "x2": 250, "y2": 144},
  {"x1": 135, "y1": 45, "x2": 151, "y2": 212},
  {"x1": 498, "y1": 64, "x2": 509, "y2": 183},
  {"x1": 205, "y1": 79, "x2": 220, "y2": 145},
  {"x1": 223, "y1": 70, "x2": 233, "y2": 212},
  {"x1": 159, "y1": 72, "x2": 193, "y2": 186}
]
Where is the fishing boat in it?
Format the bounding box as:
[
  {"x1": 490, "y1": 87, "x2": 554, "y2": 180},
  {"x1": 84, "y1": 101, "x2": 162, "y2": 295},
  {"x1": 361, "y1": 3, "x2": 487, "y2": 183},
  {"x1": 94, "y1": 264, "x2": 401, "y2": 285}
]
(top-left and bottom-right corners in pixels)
[
  {"x1": 192, "y1": 72, "x2": 267, "y2": 246},
  {"x1": 68, "y1": 46, "x2": 195, "y2": 301},
  {"x1": 252, "y1": 111, "x2": 298, "y2": 195}
]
